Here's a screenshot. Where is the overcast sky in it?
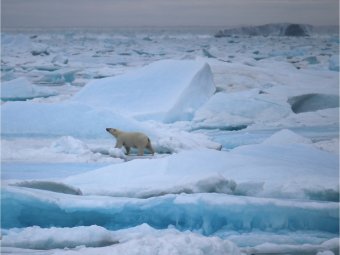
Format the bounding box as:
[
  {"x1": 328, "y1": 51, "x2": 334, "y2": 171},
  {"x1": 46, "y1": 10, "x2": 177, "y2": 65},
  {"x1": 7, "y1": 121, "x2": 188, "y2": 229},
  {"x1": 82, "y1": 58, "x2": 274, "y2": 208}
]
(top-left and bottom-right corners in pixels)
[{"x1": 1, "y1": 0, "x2": 339, "y2": 28}]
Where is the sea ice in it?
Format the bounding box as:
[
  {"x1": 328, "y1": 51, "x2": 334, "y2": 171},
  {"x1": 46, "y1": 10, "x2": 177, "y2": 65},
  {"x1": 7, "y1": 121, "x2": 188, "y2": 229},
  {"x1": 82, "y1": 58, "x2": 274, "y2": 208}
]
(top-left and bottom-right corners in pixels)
[
  {"x1": 51, "y1": 136, "x2": 91, "y2": 155},
  {"x1": 1, "y1": 27, "x2": 339, "y2": 254},
  {"x1": 63, "y1": 143, "x2": 338, "y2": 200},
  {"x1": 262, "y1": 129, "x2": 312, "y2": 145},
  {"x1": 192, "y1": 89, "x2": 290, "y2": 129},
  {"x1": 2, "y1": 187, "x2": 338, "y2": 235},
  {"x1": 1, "y1": 101, "x2": 144, "y2": 138},
  {"x1": 1, "y1": 78, "x2": 57, "y2": 101},
  {"x1": 1, "y1": 224, "x2": 240, "y2": 255},
  {"x1": 35, "y1": 68, "x2": 78, "y2": 85},
  {"x1": 1, "y1": 60, "x2": 221, "y2": 152},
  {"x1": 1, "y1": 225, "x2": 117, "y2": 249},
  {"x1": 329, "y1": 55, "x2": 339, "y2": 71}
]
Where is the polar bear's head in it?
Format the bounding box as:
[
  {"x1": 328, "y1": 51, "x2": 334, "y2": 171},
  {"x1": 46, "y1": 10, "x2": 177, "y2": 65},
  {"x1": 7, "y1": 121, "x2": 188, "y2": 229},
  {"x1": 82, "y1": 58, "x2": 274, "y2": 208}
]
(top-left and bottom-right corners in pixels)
[{"x1": 106, "y1": 128, "x2": 120, "y2": 137}]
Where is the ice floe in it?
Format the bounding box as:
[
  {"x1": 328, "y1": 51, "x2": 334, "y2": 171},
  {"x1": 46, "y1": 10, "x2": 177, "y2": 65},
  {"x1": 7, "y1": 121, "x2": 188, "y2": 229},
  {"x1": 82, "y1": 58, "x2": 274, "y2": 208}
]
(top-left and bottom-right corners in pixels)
[
  {"x1": 1, "y1": 77, "x2": 57, "y2": 101},
  {"x1": 63, "y1": 142, "x2": 338, "y2": 200}
]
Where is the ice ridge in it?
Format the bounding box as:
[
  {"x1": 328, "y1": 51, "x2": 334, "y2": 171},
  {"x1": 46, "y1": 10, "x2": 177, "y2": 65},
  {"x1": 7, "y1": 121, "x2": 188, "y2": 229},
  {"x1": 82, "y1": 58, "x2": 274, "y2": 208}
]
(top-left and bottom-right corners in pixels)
[{"x1": 2, "y1": 187, "x2": 339, "y2": 236}]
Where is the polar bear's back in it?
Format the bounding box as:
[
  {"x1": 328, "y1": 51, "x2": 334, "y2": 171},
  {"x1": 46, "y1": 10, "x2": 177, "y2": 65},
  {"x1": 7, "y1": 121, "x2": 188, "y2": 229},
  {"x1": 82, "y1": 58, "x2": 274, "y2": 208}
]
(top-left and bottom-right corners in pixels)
[{"x1": 118, "y1": 131, "x2": 149, "y2": 147}]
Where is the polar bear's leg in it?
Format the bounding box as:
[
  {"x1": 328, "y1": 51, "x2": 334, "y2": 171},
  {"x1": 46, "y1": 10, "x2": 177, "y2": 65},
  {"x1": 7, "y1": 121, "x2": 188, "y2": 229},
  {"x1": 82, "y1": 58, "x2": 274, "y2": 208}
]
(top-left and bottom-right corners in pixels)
[
  {"x1": 115, "y1": 139, "x2": 123, "y2": 149},
  {"x1": 137, "y1": 147, "x2": 144, "y2": 156},
  {"x1": 124, "y1": 146, "x2": 131, "y2": 155}
]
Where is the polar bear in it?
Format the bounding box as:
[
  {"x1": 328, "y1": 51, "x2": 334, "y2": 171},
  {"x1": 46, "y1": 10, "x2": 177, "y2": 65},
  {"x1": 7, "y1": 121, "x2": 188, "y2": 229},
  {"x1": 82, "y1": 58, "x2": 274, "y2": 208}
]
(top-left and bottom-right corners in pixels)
[{"x1": 106, "y1": 128, "x2": 154, "y2": 156}]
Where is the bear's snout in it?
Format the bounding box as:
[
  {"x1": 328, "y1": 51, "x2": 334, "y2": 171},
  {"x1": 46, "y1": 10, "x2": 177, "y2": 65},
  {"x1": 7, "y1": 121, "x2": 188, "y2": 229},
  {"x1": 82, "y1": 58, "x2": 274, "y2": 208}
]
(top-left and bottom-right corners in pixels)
[{"x1": 106, "y1": 128, "x2": 113, "y2": 133}]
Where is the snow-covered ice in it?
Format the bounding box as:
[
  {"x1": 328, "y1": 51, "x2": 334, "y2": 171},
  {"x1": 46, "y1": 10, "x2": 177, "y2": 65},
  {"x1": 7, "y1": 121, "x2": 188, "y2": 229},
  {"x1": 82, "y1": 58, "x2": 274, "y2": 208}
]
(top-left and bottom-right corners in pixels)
[
  {"x1": 1, "y1": 77, "x2": 57, "y2": 101},
  {"x1": 1, "y1": 26, "x2": 339, "y2": 254},
  {"x1": 73, "y1": 59, "x2": 215, "y2": 122},
  {"x1": 62, "y1": 144, "x2": 338, "y2": 200},
  {"x1": 1, "y1": 224, "x2": 240, "y2": 255}
]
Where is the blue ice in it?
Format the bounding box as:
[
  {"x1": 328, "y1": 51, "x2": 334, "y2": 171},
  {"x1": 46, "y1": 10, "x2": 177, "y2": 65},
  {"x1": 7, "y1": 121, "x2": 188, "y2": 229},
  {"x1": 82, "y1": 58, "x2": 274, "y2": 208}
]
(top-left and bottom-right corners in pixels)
[{"x1": 2, "y1": 188, "x2": 339, "y2": 236}]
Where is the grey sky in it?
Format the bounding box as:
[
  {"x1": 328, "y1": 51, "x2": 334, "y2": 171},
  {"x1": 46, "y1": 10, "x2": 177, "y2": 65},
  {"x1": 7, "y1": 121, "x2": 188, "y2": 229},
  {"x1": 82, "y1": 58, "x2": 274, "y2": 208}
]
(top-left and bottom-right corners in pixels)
[{"x1": 1, "y1": 0, "x2": 339, "y2": 28}]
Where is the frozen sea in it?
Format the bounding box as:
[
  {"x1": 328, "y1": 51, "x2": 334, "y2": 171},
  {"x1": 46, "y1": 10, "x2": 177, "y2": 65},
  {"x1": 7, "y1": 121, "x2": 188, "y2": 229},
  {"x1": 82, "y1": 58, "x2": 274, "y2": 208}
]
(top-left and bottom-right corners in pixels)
[{"x1": 1, "y1": 25, "x2": 339, "y2": 255}]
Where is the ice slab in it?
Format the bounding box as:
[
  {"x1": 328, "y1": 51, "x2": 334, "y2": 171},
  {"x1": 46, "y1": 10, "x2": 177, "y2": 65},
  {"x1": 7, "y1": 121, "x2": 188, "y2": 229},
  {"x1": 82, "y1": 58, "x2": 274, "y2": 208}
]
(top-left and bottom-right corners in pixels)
[
  {"x1": 63, "y1": 144, "x2": 338, "y2": 201},
  {"x1": 329, "y1": 55, "x2": 339, "y2": 71},
  {"x1": 35, "y1": 68, "x2": 78, "y2": 85},
  {"x1": 1, "y1": 225, "x2": 118, "y2": 249},
  {"x1": 1, "y1": 78, "x2": 57, "y2": 101},
  {"x1": 1, "y1": 224, "x2": 240, "y2": 255},
  {"x1": 1, "y1": 162, "x2": 110, "y2": 180},
  {"x1": 1, "y1": 101, "x2": 144, "y2": 138},
  {"x1": 193, "y1": 90, "x2": 290, "y2": 129},
  {"x1": 2, "y1": 187, "x2": 338, "y2": 235},
  {"x1": 72, "y1": 59, "x2": 216, "y2": 122}
]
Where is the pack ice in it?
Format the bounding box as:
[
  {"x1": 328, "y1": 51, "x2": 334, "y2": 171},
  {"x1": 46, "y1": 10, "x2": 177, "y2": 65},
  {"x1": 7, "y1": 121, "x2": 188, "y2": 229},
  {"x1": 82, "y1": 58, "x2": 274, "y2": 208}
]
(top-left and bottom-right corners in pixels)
[{"x1": 1, "y1": 27, "x2": 339, "y2": 255}]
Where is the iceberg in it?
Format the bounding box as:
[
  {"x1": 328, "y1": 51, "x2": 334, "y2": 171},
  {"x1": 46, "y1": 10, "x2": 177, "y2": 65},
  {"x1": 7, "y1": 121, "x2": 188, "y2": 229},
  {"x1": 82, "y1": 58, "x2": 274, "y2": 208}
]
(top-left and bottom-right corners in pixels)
[
  {"x1": 1, "y1": 78, "x2": 57, "y2": 101},
  {"x1": 72, "y1": 59, "x2": 216, "y2": 122},
  {"x1": 215, "y1": 23, "x2": 311, "y2": 37}
]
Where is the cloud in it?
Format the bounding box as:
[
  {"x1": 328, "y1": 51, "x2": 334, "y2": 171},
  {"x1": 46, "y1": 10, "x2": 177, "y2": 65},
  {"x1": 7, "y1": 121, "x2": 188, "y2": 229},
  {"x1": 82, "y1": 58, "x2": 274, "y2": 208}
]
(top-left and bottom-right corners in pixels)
[{"x1": 1, "y1": 0, "x2": 339, "y2": 28}]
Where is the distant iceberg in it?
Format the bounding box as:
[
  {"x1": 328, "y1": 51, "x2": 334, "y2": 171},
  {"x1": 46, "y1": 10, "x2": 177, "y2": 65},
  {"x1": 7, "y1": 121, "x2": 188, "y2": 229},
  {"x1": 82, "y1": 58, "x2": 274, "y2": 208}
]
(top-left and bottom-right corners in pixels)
[{"x1": 214, "y1": 23, "x2": 338, "y2": 37}]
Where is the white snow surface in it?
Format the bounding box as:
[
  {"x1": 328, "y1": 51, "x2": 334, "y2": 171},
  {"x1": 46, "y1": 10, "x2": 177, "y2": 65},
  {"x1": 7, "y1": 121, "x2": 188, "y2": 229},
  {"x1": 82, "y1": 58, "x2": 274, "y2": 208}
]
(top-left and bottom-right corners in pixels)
[
  {"x1": 64, "y1": 142, "x2": 338, "y2": 199},
  {"x1": 262, "y1": 128, "x2": 313, "y2": 145}
]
